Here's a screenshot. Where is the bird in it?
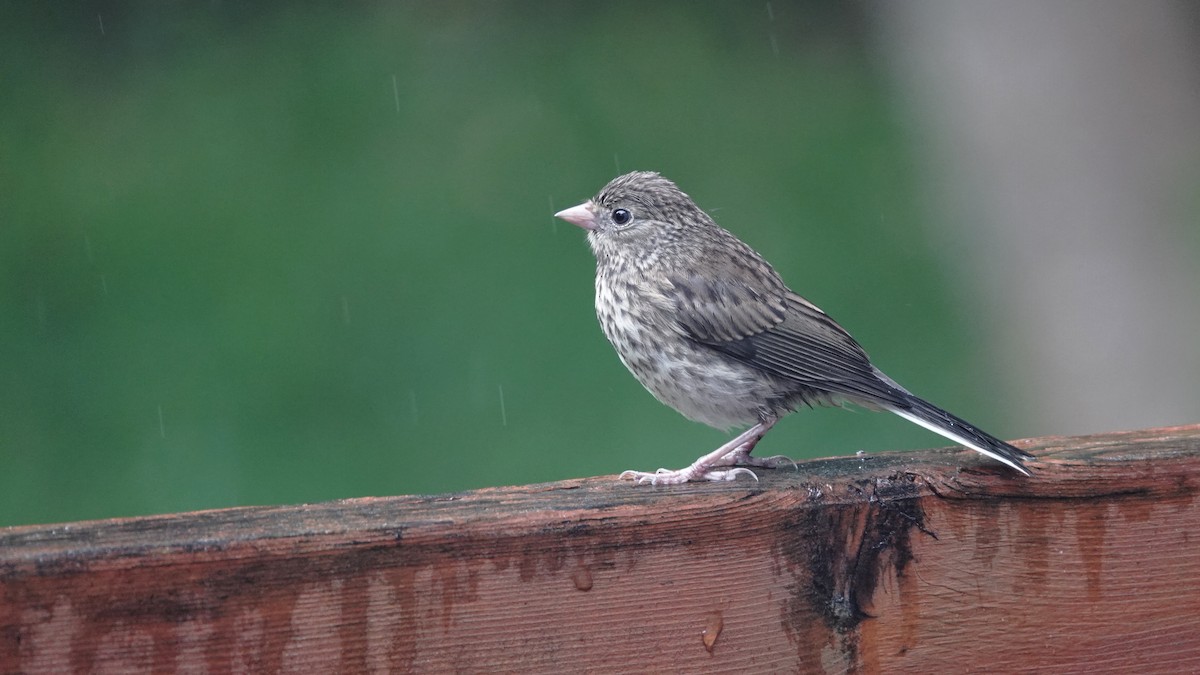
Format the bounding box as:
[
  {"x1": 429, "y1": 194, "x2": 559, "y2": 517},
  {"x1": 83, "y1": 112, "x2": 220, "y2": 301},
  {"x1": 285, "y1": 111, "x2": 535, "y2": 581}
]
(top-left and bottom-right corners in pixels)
[{"x1": 554, "y1": 171, "x2": 1034, "y2": 485}]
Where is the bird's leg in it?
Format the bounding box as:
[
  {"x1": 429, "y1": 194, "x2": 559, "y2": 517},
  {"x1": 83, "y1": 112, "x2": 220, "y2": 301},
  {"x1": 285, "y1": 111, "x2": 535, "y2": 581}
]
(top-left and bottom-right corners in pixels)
[
  {"x1": 620, "y1": 419, "x2": 780, "y2": 486},
  {"x1": 718, "y1": 417, "x2": 796, "y2": 470}
]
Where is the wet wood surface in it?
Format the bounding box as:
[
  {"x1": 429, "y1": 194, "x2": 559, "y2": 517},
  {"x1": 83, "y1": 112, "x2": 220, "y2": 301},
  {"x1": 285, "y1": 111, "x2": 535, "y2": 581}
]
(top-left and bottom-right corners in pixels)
[{"x1": 2, "y1": 424, "x2": 1199, "y2": 673}]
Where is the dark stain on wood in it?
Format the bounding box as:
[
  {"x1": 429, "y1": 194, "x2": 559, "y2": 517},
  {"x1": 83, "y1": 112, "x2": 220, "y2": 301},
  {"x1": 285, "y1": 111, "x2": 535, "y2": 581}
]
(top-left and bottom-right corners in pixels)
[{"x1": 776, "y1": 475, "x2": 930, "y2": 669}]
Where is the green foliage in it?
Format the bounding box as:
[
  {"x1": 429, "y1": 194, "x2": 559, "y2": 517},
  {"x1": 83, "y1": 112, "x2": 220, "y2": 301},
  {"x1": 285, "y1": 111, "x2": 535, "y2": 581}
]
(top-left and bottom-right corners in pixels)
[{"x1": 0, "y1": 3, "x2": 988, "y2": 526}]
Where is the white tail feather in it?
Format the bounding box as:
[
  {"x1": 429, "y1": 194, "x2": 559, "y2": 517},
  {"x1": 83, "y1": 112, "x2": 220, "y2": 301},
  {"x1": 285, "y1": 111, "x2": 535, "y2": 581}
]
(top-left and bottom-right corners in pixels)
[{"x1": 888, "y1": 407, "x2": 1031, "y2": 475}]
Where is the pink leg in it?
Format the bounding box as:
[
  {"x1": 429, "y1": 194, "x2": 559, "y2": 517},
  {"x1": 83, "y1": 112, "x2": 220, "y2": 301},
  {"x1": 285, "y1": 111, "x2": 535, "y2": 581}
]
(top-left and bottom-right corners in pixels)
[
  {"x1": 620, "y1": 417, "x2": 788, "y2": 486},
  {"x1": 718, "y1": 418, "x2": 796, "y2": 470}
]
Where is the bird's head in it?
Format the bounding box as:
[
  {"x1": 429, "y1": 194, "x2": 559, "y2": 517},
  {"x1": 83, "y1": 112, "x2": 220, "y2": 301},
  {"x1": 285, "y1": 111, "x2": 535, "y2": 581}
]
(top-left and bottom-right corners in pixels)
[{"x1": 555, "y1": 171, "x2": 713, "y2": 264}]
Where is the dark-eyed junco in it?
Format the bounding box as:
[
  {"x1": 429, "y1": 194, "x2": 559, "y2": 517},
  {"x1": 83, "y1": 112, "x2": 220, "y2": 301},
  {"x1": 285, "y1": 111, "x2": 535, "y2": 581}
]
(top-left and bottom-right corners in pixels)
[{"x1": 555, "y1": 171, "x2": 1033, "y2": 485}]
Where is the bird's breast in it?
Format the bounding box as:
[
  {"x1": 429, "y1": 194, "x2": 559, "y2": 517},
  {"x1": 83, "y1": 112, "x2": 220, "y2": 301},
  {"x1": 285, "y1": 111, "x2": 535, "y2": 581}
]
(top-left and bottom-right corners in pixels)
[{"x1": 593, "y1": 269, "x2": 779, "y2": 429}]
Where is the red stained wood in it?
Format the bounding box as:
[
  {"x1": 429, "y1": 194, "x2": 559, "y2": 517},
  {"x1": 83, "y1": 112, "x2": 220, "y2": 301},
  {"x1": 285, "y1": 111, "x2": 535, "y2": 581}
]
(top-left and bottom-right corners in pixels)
[{"x1": 2, "y1": 424, "x2": 1198, "y2": 673}]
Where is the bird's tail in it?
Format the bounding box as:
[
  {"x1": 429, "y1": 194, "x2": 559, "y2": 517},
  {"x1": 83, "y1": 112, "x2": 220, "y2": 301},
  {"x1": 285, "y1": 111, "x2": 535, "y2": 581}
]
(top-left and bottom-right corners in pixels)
[{"x1": 885, "y1": 393, "x2": 1034, "y2": 475}]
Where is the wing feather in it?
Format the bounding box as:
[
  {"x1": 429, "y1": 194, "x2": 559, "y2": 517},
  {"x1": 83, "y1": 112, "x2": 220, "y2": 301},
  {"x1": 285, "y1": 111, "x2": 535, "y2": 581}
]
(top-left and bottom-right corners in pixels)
[{"x1": 668, "y1": 275, "x2": 905, "y2": 406}]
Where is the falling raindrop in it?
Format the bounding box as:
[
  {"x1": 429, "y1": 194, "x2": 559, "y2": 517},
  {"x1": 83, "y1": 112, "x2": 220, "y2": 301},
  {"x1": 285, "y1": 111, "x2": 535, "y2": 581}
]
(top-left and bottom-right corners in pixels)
[
  {"x1": 35, "y1": 293, "x2": 46, "y2": 330},
  {"x1": 766, "y1": 3, "x2": 778, "y2": 56},
  {"x1": 98, "y1": 13, "x2": 105, "y2": 35},
  {"x1": 613, "y1": 153, "x2": 621, "y2": 174},
  {"x1": 341, "y1": 295, "x2": 351, "y2": 325},
  {"x1": 157, "y1": 405, "x2": 166, "y2": 439},
  {"x1": 498, "y1": 384, "x2": 508, "y2": 426},
  {"x1": 391, "y1": 74, "x2": 400, "y2": 113}
]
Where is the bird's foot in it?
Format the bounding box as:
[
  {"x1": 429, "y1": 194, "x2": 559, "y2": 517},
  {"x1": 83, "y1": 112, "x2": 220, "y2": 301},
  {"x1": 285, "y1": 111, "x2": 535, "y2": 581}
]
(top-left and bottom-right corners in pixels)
[
  {"x1": 743, "y1": 454, "x2": 799, "y2": 471},
  {"x1": 619, "y1": 419, "x2": 778, "y2": 486},
  {"x1": 720, "y1": 447, "x2": 798, "y2": 471},
  {"x1": 619, "y1": 466, "x2": 758, "y2": 486},
  {"x1": 701, "y1": 468, "x2": 760, "y2": 482}
]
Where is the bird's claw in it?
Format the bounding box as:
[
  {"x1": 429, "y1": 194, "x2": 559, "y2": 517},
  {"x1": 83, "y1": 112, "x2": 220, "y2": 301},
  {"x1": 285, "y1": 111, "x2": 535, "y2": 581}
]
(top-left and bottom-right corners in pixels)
[
  {"x1": 717, "y1": 445, "x2": 797, "y2": 472},
  {"x1": 701, "y1": 467, "x2": 759, "y2": 482},
  {"x1": 619, "y1": 469, "x2": 677, "y2": 485},
  {"x1": 753, "y1": 454, "x2": 799, "y2": 471},
  {"x1": 619, "y1": 466, "x2": 759, "y2": 485}
]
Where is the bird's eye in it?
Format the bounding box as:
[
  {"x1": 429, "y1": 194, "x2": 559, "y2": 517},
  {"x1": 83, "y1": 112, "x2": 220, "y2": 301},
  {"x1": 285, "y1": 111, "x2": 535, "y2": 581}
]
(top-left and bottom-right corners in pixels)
[{"x1": 612, "y1": 208, "x2": 632, "y2": 225}]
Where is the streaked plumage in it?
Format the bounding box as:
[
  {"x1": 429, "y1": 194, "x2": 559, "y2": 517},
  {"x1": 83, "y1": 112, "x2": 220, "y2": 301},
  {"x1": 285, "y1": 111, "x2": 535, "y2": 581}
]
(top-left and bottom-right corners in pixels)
[{"x1": 555, "y1": 171, "x2": 1034, "y2": 484}]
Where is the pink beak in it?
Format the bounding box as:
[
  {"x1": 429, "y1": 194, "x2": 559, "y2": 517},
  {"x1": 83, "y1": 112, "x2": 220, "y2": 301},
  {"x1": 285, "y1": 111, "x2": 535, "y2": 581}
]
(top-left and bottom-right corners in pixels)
[{"x1": 554, "y1": 201, "x2": 599, "y2": 230}]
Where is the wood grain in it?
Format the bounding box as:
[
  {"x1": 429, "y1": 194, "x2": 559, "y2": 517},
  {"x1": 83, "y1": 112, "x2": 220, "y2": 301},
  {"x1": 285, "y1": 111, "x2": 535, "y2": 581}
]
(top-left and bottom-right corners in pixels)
[{"x1": 2, "y1": 424, "x2": 1198, "y2": 673}]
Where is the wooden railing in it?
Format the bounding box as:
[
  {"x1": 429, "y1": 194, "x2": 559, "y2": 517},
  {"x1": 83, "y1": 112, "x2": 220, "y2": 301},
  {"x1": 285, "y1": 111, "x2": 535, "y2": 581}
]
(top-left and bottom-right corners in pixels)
[{"x1": 3, "y1": 424, "x2": 1198, "y2": 673}]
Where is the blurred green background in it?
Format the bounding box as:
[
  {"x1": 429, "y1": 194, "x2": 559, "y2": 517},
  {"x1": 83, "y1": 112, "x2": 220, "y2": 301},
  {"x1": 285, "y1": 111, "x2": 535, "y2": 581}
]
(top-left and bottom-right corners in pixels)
[{"x1": 0, "y1": 3, "x2": 1058, "y2": 526}]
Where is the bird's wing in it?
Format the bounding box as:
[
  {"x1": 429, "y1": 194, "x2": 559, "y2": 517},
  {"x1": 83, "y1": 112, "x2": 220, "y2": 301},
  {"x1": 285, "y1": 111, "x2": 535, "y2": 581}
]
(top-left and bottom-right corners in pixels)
[
  {"x1": 664, "y1": 276, "x2": 788, "y2": 342},
  {"x1": 667, "y1": 275, "x2": 906, "y2": 405}
]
